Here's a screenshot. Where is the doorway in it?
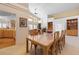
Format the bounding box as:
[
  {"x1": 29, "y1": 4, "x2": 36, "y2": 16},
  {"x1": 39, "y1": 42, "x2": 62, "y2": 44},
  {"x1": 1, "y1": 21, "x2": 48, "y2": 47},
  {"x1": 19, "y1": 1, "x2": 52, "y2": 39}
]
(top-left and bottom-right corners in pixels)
[{"x1": 0, "y1": 10, "x2": 16, "y2": 48}]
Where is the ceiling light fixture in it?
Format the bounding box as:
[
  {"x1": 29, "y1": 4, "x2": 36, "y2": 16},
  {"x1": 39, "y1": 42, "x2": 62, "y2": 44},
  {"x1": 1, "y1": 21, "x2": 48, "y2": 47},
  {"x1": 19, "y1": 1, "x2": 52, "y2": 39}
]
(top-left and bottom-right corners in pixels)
[{"x1": 34, "y1": 8, "x2": 38, "y2": 15}]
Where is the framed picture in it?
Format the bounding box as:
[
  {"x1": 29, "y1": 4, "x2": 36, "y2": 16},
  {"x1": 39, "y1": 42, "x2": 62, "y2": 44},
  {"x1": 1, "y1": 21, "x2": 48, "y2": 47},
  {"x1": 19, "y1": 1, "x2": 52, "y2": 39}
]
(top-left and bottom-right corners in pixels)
[{"x1": 19, "y1": 17, "x2": 27, "y2": 27}]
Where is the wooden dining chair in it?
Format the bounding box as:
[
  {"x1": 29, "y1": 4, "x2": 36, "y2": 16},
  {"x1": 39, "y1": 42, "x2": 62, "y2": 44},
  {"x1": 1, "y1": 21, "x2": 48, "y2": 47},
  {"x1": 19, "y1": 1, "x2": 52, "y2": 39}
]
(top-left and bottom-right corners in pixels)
[
  {"x1": 62, "y1": 30, "x2": 66, "y2": 48},
  {"x1": 58, "y1": 30, "x2": 66, "y2": 53},
  {"x1": 30, "y1": 29, "x2": 45, "y2": 54},
  {"x1": 58, "y1": 31, "x2": 63, "y2": 53},
  {"x1": 50, "y1": 31, "x2": 59, "y2": 55},
  {"x1": 29, "y1": 29, "x2": 38, "y2": 54},
  {"x1": 30, "y1": 41, "x2": 37, "y2": 54}
]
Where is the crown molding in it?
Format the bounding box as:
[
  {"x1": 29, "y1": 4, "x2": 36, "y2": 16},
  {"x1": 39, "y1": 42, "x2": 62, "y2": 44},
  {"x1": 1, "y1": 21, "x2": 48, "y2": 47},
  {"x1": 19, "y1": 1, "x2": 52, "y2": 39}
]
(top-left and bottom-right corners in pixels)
[{"x1": 0, "y1": 3, "x2": 28, "y2": 12}]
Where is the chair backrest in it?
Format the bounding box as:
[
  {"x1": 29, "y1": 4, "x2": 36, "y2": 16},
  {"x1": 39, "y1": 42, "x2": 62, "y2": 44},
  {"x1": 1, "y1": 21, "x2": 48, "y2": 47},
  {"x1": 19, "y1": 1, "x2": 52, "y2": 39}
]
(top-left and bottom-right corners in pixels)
[
  {"x1": 62, "y1": 30, "x2": 65, "y2": 36},
  {"x1": 60, "y1": 30, "x2": 66, "y2": 40},
  {"x1": 29, "y1": 29, "x2": 38, "y2": 36},
  {"x1": 63, "y1": 30, "x2": 66, "y2": 39},
  {"x1": 54, "y1": 31, "x2": 59, "y2": 41}
]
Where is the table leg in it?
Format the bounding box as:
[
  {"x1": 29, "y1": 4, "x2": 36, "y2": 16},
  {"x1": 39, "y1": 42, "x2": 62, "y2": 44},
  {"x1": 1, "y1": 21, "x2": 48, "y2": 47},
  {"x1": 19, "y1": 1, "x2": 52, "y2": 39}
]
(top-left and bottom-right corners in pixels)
[
  {"x1": 26, "y1": 38, "x2": 29, "y2": 53},
  {"x1": 43, "y1": 47, "x2": 49, "y2": 55}
]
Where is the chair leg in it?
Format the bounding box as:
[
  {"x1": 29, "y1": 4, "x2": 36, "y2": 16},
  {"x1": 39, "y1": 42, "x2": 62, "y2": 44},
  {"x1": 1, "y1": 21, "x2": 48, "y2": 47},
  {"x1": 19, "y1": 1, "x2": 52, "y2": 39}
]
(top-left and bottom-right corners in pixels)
[
  {"x1": 30, "y1": 43, "x2": 37, "y2": 55},
  {"x1": 55, "y1": 43, "x2": 58, "y2": 55},
  {"x1": 34, "y1": 45, "x2": 37, "y2": 54},
  {"x1": 58, "y1": 44, "x2": 61, "y2": 54},
  {"x1": 30, "y1": 43, "x2": 32, "y2": 49},
  {"x1": 50, "y1": 46, "x2": 54, "y2": 55},
  {"x1": 51, "y1": 50, "x2": 55, "y2": 55},
  {"x1": 55, "y1": 49, "x2": 58, "y2": 55}
]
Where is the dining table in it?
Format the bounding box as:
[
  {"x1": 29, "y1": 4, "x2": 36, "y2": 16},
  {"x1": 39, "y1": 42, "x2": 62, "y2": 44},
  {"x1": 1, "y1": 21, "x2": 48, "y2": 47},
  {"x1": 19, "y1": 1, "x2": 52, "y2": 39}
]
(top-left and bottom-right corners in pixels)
[{"x1": 26, "y1": 33, "x2": 54, "y2": 55}]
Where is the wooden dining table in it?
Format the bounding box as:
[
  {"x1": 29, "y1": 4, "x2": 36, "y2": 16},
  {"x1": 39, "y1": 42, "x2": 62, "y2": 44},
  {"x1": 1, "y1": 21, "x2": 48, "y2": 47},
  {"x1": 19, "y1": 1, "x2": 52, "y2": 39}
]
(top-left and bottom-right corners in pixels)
[{"x1": 26, "y1": 33, "x2": 54, "y2": 55}]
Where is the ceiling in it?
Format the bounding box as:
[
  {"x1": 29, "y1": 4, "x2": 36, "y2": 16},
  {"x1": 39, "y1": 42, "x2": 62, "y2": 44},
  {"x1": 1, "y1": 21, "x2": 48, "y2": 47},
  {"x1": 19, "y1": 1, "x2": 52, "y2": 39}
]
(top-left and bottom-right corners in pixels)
[
  {"x1": 28, "y1": 3, "x2": 79, "y2": 19},
  {"x1": 18, "y1": 3, "x2": 28, "y2": 8}
]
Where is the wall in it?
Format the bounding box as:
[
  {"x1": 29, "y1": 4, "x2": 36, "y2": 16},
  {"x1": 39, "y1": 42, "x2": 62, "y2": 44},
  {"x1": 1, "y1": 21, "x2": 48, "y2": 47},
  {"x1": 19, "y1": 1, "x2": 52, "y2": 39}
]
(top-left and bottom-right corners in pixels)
[
  {"x1": 53, "y1": 15, "x2": 79, "y2": 37},
  {"x1": 48, "y1": 9, "x2": 79, "y2": 19}
]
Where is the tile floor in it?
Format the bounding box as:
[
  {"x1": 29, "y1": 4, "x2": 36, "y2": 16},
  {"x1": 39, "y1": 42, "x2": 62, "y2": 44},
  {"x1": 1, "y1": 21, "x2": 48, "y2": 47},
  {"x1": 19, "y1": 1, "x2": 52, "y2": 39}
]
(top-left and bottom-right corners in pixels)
[{"x1": 0, "y1": 36, "x2": 79, "y2": 55}]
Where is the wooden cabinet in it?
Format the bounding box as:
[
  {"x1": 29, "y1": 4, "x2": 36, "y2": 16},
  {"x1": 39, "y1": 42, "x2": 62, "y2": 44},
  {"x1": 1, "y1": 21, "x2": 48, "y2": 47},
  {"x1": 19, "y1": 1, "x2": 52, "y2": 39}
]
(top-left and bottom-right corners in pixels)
[
  {"x1": 38, "y1": 23, "x2": 41, "y2": 29},
  {"x1": 47, "y1": 22, "x2": 53, "y2": 33},
  {"x1": 67, "y1": 18, "x2": 78, "y2": 36}
]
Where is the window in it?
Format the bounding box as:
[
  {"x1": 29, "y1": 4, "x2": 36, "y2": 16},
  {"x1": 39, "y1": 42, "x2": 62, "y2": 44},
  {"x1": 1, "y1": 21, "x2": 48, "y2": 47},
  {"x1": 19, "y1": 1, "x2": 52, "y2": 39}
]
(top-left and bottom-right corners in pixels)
[
  {"x1": 28, "y1": 25, "x2": 33, "y2": 30},
  {"x1": 0, "y1": 19, "x2": 9, "y2": 28},
  {"x1": 34, "y1": 25, "x2": 37, "y2": 29},
  {"x1": 55, "y1": 23, "x2": 62, "y2": 31},
  {"x1": 2, "y1": 23, "x2": 7, "y2": 28},
  {"x1": 0, "y1": 23, "x2": 1, "y2": 28}
]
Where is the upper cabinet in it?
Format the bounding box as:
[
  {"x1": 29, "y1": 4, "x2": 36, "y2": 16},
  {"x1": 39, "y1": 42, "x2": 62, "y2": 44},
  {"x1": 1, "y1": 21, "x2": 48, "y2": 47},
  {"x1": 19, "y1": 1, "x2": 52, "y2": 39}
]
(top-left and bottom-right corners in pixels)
[
  {"x1": 47, "y1": 22, "x2": 53, "y2": 33},
  {"x1": 67, "y1": 18, "x2": 78, "y2": 36}
]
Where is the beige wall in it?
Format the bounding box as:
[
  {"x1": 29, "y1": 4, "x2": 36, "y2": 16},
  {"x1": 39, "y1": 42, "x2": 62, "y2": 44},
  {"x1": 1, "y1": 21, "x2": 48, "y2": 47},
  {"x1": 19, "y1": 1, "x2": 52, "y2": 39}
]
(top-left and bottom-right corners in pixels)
[
  {"x1": 0, "y1": 4, "x2": 39, "y2": 45},
  {"x1": 48, "y1": 9, "x2": 79, "y2": 19}
]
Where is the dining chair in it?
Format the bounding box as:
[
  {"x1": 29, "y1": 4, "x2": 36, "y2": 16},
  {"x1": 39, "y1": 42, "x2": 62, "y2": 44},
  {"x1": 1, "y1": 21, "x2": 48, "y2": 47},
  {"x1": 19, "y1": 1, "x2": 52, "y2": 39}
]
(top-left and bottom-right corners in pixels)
[
  {"x1": 30, "y1": 41, "x2": 37, "y2": 54},
  {"x1": 58, "y1": 30, "x2": 66, "y2": 54},
  {"x1": 50, "y1": 31, "x2": 59, "y2": 55},
  {"x1": 62, "y1": 30, "x2": 66, "y2": 48},
  {"x1": 58, "y1": 30, "x2": 63, "y2": 53},
  {"x1": 29, "y1": 29, "x2": 38, "y2": 54}
]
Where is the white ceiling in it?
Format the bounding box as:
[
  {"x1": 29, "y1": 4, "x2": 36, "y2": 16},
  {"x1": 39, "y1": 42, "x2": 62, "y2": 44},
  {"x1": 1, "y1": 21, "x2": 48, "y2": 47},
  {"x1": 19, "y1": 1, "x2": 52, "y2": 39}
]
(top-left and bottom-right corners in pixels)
[
  {"x1": 29, "y1": 3, "x2": 48, "y2": 19},
  {"x1": 28, "y1": 3, "x2": 79, "y2": 19}
]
